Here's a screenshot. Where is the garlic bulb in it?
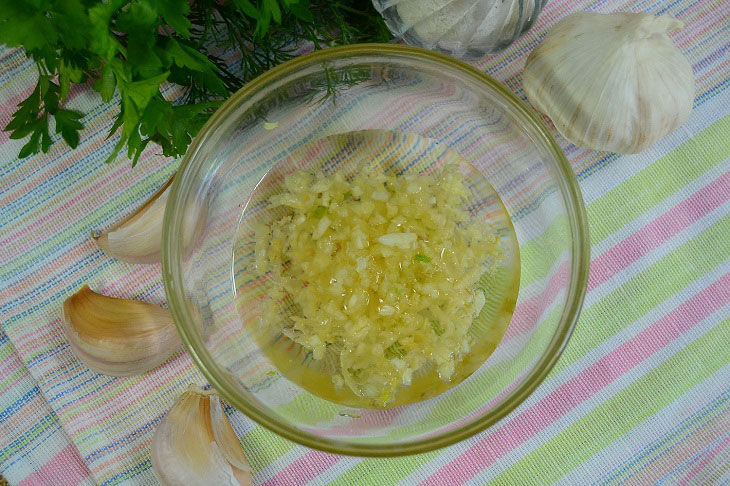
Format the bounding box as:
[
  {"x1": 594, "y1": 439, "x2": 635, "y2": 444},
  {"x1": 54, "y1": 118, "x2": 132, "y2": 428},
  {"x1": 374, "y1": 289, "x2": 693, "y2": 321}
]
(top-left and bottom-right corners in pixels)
[
  {"x1": 61, "y1": 285, "x2": 181, "y2": 376},
  {"x1": 373, "y1": 0, "x2": 545, "y2": 58},
  {"x1": 93, "y1": 178, "x2": 173, "y2": 263},
  {"x1": 523, "y1": 12, "x2": 695, "y2": 154},
  {"x1": 152, "y1": 386, "x2": 253, "y2": 486}
]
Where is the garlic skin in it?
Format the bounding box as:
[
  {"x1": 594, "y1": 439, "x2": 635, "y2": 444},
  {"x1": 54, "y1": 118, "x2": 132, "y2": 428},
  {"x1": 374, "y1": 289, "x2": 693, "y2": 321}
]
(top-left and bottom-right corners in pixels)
[
  {"x1": 61, "y1": 285, "x2": 181, "y2": 376},
  {"x1": 93, "y1": 178, "x2": 173, "y2": 263},
  {"x1": 151, "y1": 386, "x2": 253, "y2": 486},
  {"x1": 523, "y1": 12, "x2": 695, "y2": 154}
]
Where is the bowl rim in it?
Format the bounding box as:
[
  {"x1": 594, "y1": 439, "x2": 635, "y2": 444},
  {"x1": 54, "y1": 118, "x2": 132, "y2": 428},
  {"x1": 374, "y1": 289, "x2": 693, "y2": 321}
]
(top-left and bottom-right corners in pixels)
[{"x1": 162, "y1": 43, "x2": 590, "y2": 457}]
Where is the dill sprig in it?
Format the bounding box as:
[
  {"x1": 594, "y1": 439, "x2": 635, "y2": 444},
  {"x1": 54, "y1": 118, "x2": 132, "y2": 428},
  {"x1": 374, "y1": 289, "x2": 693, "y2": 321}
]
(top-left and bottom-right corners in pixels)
[{"x1": 0, "y1": 0, "x2": 391, "y2": 165}]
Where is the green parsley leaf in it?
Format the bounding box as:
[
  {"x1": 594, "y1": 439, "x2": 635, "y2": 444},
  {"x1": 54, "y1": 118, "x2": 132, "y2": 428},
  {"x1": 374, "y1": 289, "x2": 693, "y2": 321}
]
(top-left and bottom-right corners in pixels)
[
  {"x1": 150, "y1": 0, "x2": 192, "y2": 38},
  {"x1": 3, "y1": 0, "x2": 392, "y2": 163},
  {"x1": 264, "y1": 0, "x2": 282, "y2": 23},
  {"x1": 55, "y1": 109, "x2": 84, "y2": 148},
  {"x1": 18, "y1": 129, "x2": 41, "y2": 159},
  {"x1": 312, "y1": 205, "x2": 328, "y2": 218},
  {"x1": 347, "y1": 367, "x2": 363, "y2": 378},
  {"x1": 231, "y1": 0, "x2": 259, "y2": 19},
  {"x1": 165, "y1": 38, "x2": 211, "y2": 71},
  {"x1": 59, "y1": 60, "x2": 84, "y2": 101},
  {"x1": 126, "y1": 72, "x2": 169, "y2": 114},
  {"x1": 88, "y1": 0, "x2": 125, "y2": 60},
  {"x1": 384, "y1": 341, "x2": 407, "y2": 360},
  {"x1": 430, "y1": 320, "x2": 445, "y2": 336},
  {"x1": 93, "y1": 64, "x2": 117, "y2": 102}
]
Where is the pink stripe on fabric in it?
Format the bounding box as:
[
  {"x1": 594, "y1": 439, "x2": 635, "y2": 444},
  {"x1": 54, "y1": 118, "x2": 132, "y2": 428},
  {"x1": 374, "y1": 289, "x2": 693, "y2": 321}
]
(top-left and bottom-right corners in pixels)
[
  {"x1": 6, "y1": 250, "x2": 160, "y2": 322},
  {"x1": 262, "y1": 450, "x2": 340, "y2": 486},
  {"x1": 679, "y1": 432, "x2": 730, "y2": 486},
  {"x1": 421, "y1": 272, "x2": 730, "y2": 486},
  {"x1": 295, "y1": 170, "x2": 730, "y2": 442},
  {"x1": 504, "y1": 261, "x2": 570, "y2": 340},
  {"x1": 425, "y1": 365, "x2": 535, "y2": 438},
  {"x1": 505, "y1": 167, "x2": 730, "y2": 344},
  {"x1": 18, "y1": 444, "x2": 91, "y2": 486},
  {"x1": 0, "y1": 86, "x2": 34, "y2": 120},
  {"x1": 58, "y1": 351, "x2": 193, "y2": 428},
  {"x1": 303, "y1": 407, "x2": 401, "y2": 437},
  {"x1": 588, "y1": 171, "x2": 730, "y2": 291},
  {"x1": 0, "y1": 163, "x2": 130, "y2": 244},
  {"x1": 0, "y1": 126, "x2": 163, "y2": 216},
  {"x1": 503, "y1": 166, "x2": 730, "y2": 345}
]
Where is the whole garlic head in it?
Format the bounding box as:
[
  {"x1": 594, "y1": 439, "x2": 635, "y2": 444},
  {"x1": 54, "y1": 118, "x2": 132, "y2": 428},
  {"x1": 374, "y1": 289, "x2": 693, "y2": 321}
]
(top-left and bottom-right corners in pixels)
[{"x1": 523, "y1": 12, "x2": 695, "y2": 154}]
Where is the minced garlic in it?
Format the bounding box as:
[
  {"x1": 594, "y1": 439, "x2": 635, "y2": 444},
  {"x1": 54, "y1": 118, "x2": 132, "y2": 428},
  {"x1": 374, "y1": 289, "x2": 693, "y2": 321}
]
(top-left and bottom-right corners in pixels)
[{"x1": 256, "y1": 164, "x2": 500, "y2": 405}]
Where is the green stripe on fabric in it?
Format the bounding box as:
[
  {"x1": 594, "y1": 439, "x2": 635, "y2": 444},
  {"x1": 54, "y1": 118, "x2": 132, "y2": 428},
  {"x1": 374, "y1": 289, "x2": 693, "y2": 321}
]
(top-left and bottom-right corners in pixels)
[
  {"x1": 61, "y1": 374, "x2": 145, "y2": 427},
  {"x1": 98, "y1": 455, "x2": 150, "y2": 486},
  {"x1": 0, "y1": 414, "x2": 59, "y2": 463},
  {"x1": 329, "y1": 451, "x2": 441, "y2": 486},
  {"x1": 588, "y1": 115, "x2": 730, "y2": 244},
  {"x1": 0, "y1": 368, "x2": 27, "y2": 392},
  {"x1": 703, "y1": 457, "x2": 730, "y2": 484},
  {"x1": 326, "y1": 307, "x2": 562, "y2": 482},
  {"x1": 606, "y1": 390, "x2": 730, "y2": 485},
  {"x1": 23, "y1": 340, "x2": 66, "y2": 366},
  {"x1": 335, "y1": 216, "x2": 730, "y2": 483},
  {"x1": 63, "y1": 364, "x2": 199, "y2": 446},
  {"x1": 518, "y1": 114, "x2": 730, "y2": 289},
  {"x1": 276, "y1": 394, "x2": 342, "y2": 424},
  {"x1": 555, "y1": 214, "x2": 730, "y2": 372},
  {"x1": 518, "y1": 214, "x2": 570, "y2": 289},
  {"x1": 491, "y1": 317, "x2": 730, "y2": 485},
  {"x1": 0, "y1": 342, "x2": 13, "y2": 360},
  {"x1": 242, "y1": 426, "x2": 297, "y2": 473},
  {"x1": 0, "y1": 167, "x2": 175, "y2": 283}
]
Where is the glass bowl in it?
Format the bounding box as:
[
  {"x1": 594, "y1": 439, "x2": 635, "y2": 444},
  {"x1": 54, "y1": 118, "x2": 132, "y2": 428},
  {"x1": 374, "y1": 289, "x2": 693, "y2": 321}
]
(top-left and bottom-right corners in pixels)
[
  {"x1": 162, "y1": 44, "x2": 589, "y2": 457},
  {"x1": 372, "y1": 0, "x2": 547, "y2": 59}
]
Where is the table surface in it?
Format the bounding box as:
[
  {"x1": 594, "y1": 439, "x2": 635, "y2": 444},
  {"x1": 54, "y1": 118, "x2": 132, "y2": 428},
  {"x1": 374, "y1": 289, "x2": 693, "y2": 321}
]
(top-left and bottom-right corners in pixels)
[{"x1": 2, "y1": 0, "x2": 729, "y2": 484}]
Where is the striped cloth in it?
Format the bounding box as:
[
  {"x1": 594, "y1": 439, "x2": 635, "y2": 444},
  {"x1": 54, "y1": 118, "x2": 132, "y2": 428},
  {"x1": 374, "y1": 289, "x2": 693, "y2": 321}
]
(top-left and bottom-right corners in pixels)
[{"x1": 1, "y1": 0, "x2": 729, "y2": 483}]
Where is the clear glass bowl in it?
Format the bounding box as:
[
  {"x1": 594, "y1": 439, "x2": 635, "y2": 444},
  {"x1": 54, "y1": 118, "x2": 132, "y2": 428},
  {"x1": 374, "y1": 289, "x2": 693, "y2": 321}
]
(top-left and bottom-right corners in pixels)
[
  {"x1": 372, "y1": 0, "x2": 547, "y2": 59},
  {"x1": 162, "y1": 44, "x2": 589, "y2": 456}
]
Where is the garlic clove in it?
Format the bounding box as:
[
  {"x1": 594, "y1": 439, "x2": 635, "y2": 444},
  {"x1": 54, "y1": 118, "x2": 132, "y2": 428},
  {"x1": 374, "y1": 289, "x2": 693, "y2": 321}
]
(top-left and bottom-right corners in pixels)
[
  {"x1": 209, "y1": 395, "x2": 251, "y2": 473},
  {"x1": 523, "y1": 12, "x2": 695, "y2": 154},
  {"x1": 94, "y1": 177, "x2": 173, "y2": 264},
  {"x1": 61, "y1": 285, "x2": 181, "y2": 376},
  {"x1": 151, "y1": 386, "x2": 253, "y2": 486}
]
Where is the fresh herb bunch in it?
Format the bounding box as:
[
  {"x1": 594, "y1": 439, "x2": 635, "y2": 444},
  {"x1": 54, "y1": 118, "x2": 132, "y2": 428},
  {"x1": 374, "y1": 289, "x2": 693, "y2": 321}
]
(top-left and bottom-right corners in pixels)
[{"x1": 0, "y1": 0, "x2": 391, "y2": 164}]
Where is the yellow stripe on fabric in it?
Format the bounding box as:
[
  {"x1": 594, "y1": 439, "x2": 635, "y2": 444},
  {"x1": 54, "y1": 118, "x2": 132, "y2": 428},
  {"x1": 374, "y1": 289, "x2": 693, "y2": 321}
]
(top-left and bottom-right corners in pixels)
[
  {"x1": 519, "y1": 114, "x2": 730, "y2": 289},
  {"x1": 491, "y1": 317, "x2": 730, "y2": 485},
  {"x1": 555, "y1": 214, "x2": 730, "y2": 372}
]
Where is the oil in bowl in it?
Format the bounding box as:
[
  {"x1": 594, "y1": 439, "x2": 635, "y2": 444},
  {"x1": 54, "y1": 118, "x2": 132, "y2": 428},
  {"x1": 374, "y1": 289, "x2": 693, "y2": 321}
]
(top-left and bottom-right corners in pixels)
[{"x1": 233, "y1": 130, "x2": 519, "y2": 408}]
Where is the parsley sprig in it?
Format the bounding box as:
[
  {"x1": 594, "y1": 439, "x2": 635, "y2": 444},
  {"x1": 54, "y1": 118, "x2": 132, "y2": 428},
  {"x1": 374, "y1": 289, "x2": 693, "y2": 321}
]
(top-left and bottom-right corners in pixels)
[{"x1": 0, "y1": 0, "x2": 390, "y2": 164}]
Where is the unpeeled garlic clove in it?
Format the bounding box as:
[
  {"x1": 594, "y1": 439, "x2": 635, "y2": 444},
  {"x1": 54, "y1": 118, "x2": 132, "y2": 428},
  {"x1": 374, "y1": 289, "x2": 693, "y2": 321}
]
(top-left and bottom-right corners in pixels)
[
  {"x1": 151, "y1": 386, "x2": 253, "y2": 486},
  {"x1": 61, "y1": 285, "x2": 181, "y2": 376},
  {"x1": 93, "y1": 177, "x2": 173, "y2": 264},
  {"x1": 523, "y1": 12, "x2": 695, "y2": 154}
]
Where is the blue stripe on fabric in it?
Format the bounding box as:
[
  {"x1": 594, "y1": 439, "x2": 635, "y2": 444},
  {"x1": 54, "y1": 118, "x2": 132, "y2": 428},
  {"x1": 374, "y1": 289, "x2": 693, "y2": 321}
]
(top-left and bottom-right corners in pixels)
[
  {"x1": 0, "y1": 387, "x2": 41, "y2": 423},
  {"x1": 657, "y1": 429, "x2": 730, "y2": 484},
  {"x1": 2, "y1": 415, "x2": 61, "y2": 468},
  {"x1": 84, "y1": 414, "x2": 165, "y2": 463},
  {"x1": 2, "y1": 255, "x2": 115, "y2": 315},
  {"x1": 597, "y1": 386, "x2": 730, "y2": 485},
  {"x1": 99, "y1": 458, "x2": 151, "y2": 486}
]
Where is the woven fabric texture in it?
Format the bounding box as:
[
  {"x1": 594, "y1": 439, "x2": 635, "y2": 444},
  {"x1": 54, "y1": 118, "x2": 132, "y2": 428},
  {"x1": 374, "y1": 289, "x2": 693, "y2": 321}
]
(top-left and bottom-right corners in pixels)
[{"x1": 1, "y1": 0, "x2": 729, "y2": 484}]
